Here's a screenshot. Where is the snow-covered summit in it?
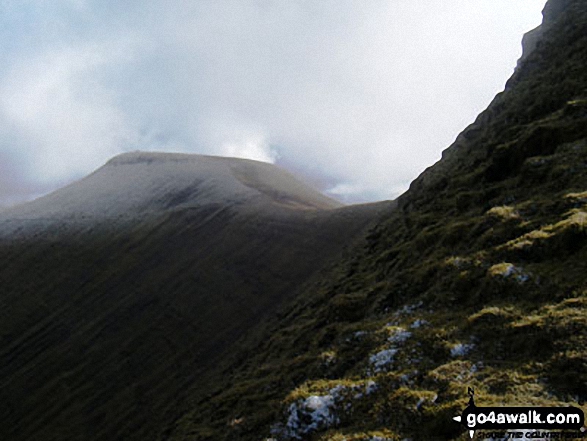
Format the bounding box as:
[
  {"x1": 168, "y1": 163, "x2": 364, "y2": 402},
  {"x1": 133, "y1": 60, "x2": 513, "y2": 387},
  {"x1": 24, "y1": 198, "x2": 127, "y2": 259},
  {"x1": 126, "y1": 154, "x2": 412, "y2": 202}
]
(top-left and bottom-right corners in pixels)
[{"x1": 0, "y1": 152, "x2": 342, "y2": 233}]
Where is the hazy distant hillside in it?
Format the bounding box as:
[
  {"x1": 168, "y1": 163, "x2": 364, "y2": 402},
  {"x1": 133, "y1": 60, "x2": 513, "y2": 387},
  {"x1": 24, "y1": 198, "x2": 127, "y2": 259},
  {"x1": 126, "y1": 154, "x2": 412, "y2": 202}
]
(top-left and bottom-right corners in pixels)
[
  {"x1": 166, "y1": 0, "x2": 587, "y2": 439},
  {"x1": 0, "y1": 153, "x2": 390, "y2": 441}
]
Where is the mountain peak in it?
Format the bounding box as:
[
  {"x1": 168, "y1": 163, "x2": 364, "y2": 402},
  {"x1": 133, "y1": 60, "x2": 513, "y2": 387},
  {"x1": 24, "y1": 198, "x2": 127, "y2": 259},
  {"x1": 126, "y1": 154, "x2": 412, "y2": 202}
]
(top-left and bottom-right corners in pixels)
[
  {"x1": 105, "y1": 150, "x2": 242, "y2": 166},
  {"x1": 0, "y1": 151, "x2": 342, "y2": 235}
]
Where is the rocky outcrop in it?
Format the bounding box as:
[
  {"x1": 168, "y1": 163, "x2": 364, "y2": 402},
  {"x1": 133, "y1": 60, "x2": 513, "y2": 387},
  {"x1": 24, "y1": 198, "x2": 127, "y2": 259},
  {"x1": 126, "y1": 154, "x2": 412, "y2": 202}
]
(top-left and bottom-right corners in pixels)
[{"x1": 518, "y1": 0, "x2": 577, "y2": 65}]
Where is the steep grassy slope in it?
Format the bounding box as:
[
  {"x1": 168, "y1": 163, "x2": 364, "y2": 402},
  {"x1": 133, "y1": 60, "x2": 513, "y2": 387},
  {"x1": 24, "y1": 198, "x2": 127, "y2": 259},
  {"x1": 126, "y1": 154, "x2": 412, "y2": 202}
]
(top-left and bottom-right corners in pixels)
[
  {"x1": 167, "y1": 1, "x2": 587, "y2": 439},
  {"x1": 0, "y1": 155, "x2": 389, "y2": 441}
]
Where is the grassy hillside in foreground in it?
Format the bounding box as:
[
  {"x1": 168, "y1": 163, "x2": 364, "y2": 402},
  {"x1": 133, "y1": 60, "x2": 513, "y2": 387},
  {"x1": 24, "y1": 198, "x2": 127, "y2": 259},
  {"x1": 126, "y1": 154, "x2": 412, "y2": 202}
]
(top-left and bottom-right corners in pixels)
[
  {"x1": 0, "y1": 161, "x2": 390, "y2": 441},
  {"x1": 167, "y1": 1, "x2": 587, "y2": 439}
]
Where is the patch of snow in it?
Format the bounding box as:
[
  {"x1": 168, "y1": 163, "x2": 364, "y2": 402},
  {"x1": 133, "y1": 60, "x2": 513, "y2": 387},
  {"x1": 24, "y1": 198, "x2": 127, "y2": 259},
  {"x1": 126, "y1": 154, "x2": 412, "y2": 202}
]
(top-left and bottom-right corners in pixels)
[
  {"x1": 395, "y1": 301, "x2": 423, "y2": 316},
  {"x1": 399, "y1": 370, "x2": 419, "y2": 386},
  {"x1": 450, "y1": 343, "x2": 475, "y2": 357},
  {"x1": 368, "y1": 327, "x2": 412, "y2": 373},
  {"x1": 490, "y1": 263, "x2": 530, "y2": 284},
  {"x1": 305, "y1": 395, "x2": 335, "y2": 420},
  {"x1": 410, "y1": 319, "x2": 429, "y2": 329},
  {"x1": 501, "y1": 264, "x2": 516, "y2": 277},
  {"x1": 416, "y1": 396, "x2": 430, "y2": 411},
  {"x1": 278, "y1": 379, "x2": 387, "y2": 439},
  {"x1": 388, "y1": 328, "x2": 412, "y2": 344},
  {"x1": 370, "y1": 348, "x2": 399, "y2": 372},
  {"x1": 470, "y1": 362, "x2": 483, "y2": 373},
  {"x1": 366, "y1": 380, "x2": 378, "y2": 395},
  {"x1": 354, "y1": 380, "x2": 379, "y2": 400},
  {"x1": 283, "y1": 386, "x2": 349, "y2": 439},
  {"x1": 516, "y1": 273, "x2": 530, "y2": 283},
  {"x1": 275, "y1": 378, "x2": 388, "y2": 439}
]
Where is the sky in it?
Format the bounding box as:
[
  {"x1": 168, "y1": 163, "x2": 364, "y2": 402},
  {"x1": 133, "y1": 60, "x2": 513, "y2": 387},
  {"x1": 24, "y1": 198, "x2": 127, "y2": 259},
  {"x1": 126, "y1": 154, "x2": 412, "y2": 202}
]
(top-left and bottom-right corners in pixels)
[{"x1": 0, "y1": 0, "x2": 546, "y2": 207}]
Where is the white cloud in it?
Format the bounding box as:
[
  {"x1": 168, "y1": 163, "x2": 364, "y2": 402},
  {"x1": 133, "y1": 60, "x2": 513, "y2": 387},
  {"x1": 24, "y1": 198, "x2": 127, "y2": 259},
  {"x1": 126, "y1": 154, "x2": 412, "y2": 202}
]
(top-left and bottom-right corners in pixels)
[
  {"x1": 221, "y1": 134, "x2": 278, "y2": 164},
  {"x1": 0, "y1": 0, "x2": 546, "y2": 204},
  {"x1": 0, "y1": 38, "x2": 145, "y2": 183}
]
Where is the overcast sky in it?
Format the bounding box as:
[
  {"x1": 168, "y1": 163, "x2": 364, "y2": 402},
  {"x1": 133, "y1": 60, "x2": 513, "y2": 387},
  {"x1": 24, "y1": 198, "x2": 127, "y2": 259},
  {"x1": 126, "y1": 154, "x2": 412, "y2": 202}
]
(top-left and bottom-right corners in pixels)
[{"x1": 0, "y1": 0, "x2": 546, "y2": 206}]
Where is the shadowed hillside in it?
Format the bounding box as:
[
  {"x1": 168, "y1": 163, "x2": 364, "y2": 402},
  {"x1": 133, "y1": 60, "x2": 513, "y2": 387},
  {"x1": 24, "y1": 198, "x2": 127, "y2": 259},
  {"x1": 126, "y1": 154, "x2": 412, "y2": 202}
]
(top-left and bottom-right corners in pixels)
[
  {"x1": 166, "y1": 0, "x2": 587, "y2": 439},
  {"x1": 0, "y1": 153, "x2": 390, "y2": 441}
]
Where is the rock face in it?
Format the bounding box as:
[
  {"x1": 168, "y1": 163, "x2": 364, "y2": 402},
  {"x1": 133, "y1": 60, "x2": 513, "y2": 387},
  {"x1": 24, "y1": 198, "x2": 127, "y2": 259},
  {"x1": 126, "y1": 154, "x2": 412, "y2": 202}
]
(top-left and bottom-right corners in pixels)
[
  {"x1": 165, "y1": 0, "x2": 587, "y2": 439},
  {"x1": 518, "y1": 0, "x2": 576, "y2": 65},
  {"x1": 518, "y1": 24, "x2": 544, "y2": 66},
  {"x1": 543, "y1": 0, "x2": 574, "y2": 22}
]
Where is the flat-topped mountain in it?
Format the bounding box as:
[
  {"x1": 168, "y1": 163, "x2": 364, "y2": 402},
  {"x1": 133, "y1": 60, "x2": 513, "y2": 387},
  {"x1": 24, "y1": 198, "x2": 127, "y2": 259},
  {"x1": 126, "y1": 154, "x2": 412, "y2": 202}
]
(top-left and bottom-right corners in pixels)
[{"x1": 0, "y1": 152, "x2": 342, "y2": 237}]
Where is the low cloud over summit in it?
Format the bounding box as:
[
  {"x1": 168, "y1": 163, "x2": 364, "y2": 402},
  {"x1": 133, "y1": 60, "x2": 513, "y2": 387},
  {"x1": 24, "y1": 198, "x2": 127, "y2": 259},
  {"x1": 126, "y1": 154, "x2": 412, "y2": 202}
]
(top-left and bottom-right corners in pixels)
[{"x1": 0, "y1": 0, "x2": 544, "y2": 206}]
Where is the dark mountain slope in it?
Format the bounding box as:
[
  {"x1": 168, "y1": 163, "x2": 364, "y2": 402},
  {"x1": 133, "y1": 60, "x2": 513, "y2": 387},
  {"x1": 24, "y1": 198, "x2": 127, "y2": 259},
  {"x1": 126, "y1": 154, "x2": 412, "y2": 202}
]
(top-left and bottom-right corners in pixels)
[
  {"x1": 168, "y1": 1, "x2": 587, "y2": 439},
  {"x1": 0, "y1": 154, "x2": 390, "y2": 441}
]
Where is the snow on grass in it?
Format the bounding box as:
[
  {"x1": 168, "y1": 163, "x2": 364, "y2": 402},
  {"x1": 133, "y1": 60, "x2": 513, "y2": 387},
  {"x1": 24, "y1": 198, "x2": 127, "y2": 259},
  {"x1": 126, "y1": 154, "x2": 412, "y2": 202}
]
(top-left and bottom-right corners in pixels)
[
  {"x1": 354, "y1": 379, "x2": 379, "y2": 400},
  {"x1": 387, "y1": 328, "x2": 412, "y2": 344},
  {"x1": 395, "y1": 301, "x2": 423, "y2": 316},
  {"x1": 450, "y1": 343, "x2": 475, "y2": 357},
  {"x1": 281, "y1": 385, "x2": 347, "y2": 439},
  {"x1": 366, "y1": 380, "x2": 378, "y2": 395},
  {"x1": 278, "y1": 381, "x2": 380, "y2": 439},
  {"x1": 488, "y1": 263, "x2": 530, "y2": 284},
  {"x1": 370, "y1": 348, "x2": 399, "y2": 372},
  {"x1": 284, "y1": 392, "x2": 338, "y2": 439},
  {"x1": 410, "y1": 319, "x2": 429, "y2": 329},
  {"x1": 368, "y1": 327, "x2": 413, "y2": 373}
]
